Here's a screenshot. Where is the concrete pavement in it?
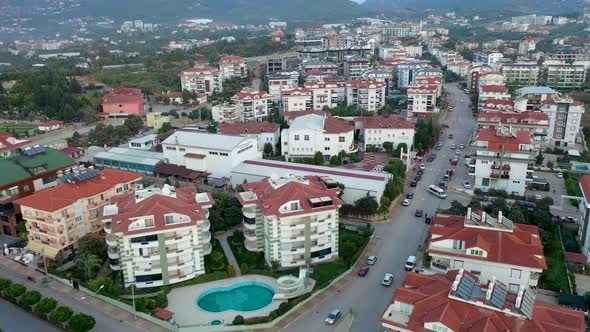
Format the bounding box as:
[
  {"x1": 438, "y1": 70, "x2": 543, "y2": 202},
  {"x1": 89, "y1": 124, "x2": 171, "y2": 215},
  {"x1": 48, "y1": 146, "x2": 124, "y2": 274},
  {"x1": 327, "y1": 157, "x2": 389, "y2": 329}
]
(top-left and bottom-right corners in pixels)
[
  {"x1": 282, "y1": 83, "x2": 476, "y2": 332},
  {"x1": 214, "y1": 230, "x2": 242, "y2": 276},
  {"x1": 0, "y1": 298, "x2": 61, "y2": 332}
]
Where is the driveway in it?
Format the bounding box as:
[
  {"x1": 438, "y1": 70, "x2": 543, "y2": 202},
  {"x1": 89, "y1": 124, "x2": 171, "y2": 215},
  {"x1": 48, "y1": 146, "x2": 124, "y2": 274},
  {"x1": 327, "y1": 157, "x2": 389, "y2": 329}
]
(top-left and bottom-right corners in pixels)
[{"x1": 283, "y1": 83, "x2": 476, "y2": 332}]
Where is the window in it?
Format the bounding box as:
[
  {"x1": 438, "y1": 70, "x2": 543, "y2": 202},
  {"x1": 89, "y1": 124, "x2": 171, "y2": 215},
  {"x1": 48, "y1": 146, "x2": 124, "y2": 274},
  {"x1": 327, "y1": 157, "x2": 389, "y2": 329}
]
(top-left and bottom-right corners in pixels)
[
  {"x1": 399, "y1": 302, "x2": 412, "y2": 314},
  {"x1": 510, "y1": 269, "x2": 522, "y2": 279},
  {"x1": 324, "y1": 147, "x2": 330, "y2": 151},
  {"x1": 453, "y1": 260, "x2": 464, "y2": 269},
  {"x1": 290, "y1": 202, "x2": 299, "y2": 210},
  {"x1": 165, "y1": 147, "x2": 176, "y2": 150},
  {"x1": 23, "y1": 185, "x2": 30, "y2": 192},
  {"x1": 339, "y1": 136, "x2": 345, "y2": 142},
  {"x1": 469, "y1": 249, "x2": 484, "y2": 256},
  {"x1": 452, "y1": 240, "x2": 464, "y2": 249},
  {"x1": 116, "y1": 187, "x2": 123, "y2": 193},
  {"x1": 324, "y1": 137, "x2": 330, "y2": 141},
  {"x1": 165, "y1": 215, "x2": 174, "y2": 225},
  {"x1": 208, "y1": 151, "x2": 219, "y2": 155},
  {"x1": 75, "y1": 216, "x2": 82, "y2": 223},
  {"x1": 304, "y1": 135, "x2": 310, "y2": 141},
  {"x1": 179, "y1": 148, "x2": 186, "y2": 152},
  {"x1": 294, "y1": 135, "x2": 300, "y2": 141},
  {"x1": 509, "y1": 283, "x2": 520, "y2": 292}
]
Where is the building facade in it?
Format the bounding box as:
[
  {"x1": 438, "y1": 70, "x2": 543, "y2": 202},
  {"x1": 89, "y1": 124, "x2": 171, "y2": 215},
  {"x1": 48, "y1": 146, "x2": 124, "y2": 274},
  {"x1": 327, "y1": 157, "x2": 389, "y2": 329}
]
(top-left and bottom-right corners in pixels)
[
  {"x1": 268, "y1": 71, "x2": 299, "y2": 101},
  {"x1": 218, "y1": 121, "x2": 280, "y2": 153},
  {"x1": 406, "y1": 85, "x2": 438, "y2": 117},
  {"x1": 281, "y1": 88, "x2": 313, "y2": 112},
  {"x1": 345, "y1": 80, "x2": 386, "y2": 113},
  {"x1": 101, "y1": 88, "x2": 145, "y2": 116},
  {"x1": 231, "y1": 90, "x2": 273, "y2": 122},
  {"x1": 540, "y1": 98, "x2": 585, "y2": 147},
  {"x1": 544, "y1": 65, "x2": 586, "y2": 90},
  {"x1": 219, "y1": 55, "x2": 247, "y2": 80},
  {"x1": 180, "y1": 65, "x2": 223, "y2": 96},
  {"x1": 355, "y1": 115, "x2": 415, "y2": 150},
  {"x1": 501, "y1": 64, "x2": 540, "y2": 87}
]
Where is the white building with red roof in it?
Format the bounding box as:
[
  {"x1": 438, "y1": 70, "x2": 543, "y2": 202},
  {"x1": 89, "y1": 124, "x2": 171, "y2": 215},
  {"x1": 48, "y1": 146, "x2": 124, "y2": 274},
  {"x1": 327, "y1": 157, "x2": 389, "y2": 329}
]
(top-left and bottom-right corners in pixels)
[
  {"x1": 218, "y1": 121, "x2": 280, "y2": 153},
  {"x1": 304, "y1": 81, "x2": 344, "y2": 110},
  {"x1": 268, "y1": 70, "x2": 299, "y2": 101},
  {"x1": 231, "y1": 89, "x2": 273, "y2": 122},
  {"x1": 468, "y1": 64, "x2": 495, "y2": 93},
  {"x1": 478, "y1": 98, "x2": 515, "y2": 113},
  {"x1": 0, "y1": 133, "x2": 31, "y2": 157},
  {"x1": 218, "y1": 55, "x2": 247, "y2": 80},
  {"x1": 477, "y1": 71, "x2": 506, "y2": 90},
  {"x1": 355, "y1": 115, "x2": 415, "y2": 150},
  {"x1": 38, "y1": 120, "x2": 64, "y2": 132},
  {"x1": 180, "y1": 64, "x2": 223, "y2": 96},
  {"x1": 236, "y1": 174, "x2": 343, "y2": 267},
  {"x1": 540, "y1": 97, "x2": 585, "y2": 147},
  {"x1": 345, "y1": 80, "x2": 386, "y2": 113},
  {"x1": 281, "y1": 88, "x2": 313, "y2": 112},
  {"x1": 103, "y1": 185, "x2": 214, "y2": 288},
  {"x1": 428, "y1": 209, "x2": 546, "y2": 289},
  {"x1": 468, "y1": 127, "x2": 535, "y2": 195},
  {"x1": 380, "y1": 269, "x2": 584, "y2": 332},
  {"x1": 406, "y1": 85, "x2": 439, "y2": 117},
  {"x1": 447, "y1": 60, "x2": 471, "y2": 77},
  {"x1": 281, "y1": 113, "x2": 356, "y2": 162},
  {"x1": 476, "y1": 111, "x2": 550, "y2": 146},
  {"x1": 478, "y1": 85, "x2": 511, "y2": 108},
  {"x1": 412, "y1": 76, "x2": 443, "y2": 97}
]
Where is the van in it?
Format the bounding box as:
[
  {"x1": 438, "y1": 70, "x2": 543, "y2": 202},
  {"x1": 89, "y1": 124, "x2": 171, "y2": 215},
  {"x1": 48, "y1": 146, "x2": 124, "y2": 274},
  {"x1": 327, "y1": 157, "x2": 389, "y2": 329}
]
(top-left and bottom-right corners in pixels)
[{"x1": 405, "y1": 256, "x2": 416, "y2": 271}]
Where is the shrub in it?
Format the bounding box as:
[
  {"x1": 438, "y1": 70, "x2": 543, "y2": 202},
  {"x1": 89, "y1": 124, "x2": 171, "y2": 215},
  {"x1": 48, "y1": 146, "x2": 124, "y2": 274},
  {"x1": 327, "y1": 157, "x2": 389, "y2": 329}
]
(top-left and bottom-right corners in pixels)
[
  {"x1": 0, "y1": 278, "x2": 12, "y2": 293},
  {"x1": 233, "y1": 315, "x2": 245, "y2": 325},
  {"x1": 34, "y1": 297, "x2": 57, "y2": 318},
  {"x1": 67, "y1": 313, "x2": 96, "y2": 332},
  {"x1": 6, "y1": 283, "x2": 26, "y2": 300},
  {"x1": 277, "y1": 302, "x2": 289, "y2": 314},
  {"x1": 244, "y1": 316, "x2": 273, "y2": 325},
  {"x1": 50, "y1": 306, "x2": 74, "y2": 325},
  {"x1": 155, "y1": 291, "x2": 168, "y2": 308},
  {"x1": 227, "y1": 265, "x2": 236, "y2": 278},
  {"x1": 20, "y1": 290, "x2": 42, "y2": 307},
  {"x1": 240, "y1": 262, "x2": 249, "y2": 274}
]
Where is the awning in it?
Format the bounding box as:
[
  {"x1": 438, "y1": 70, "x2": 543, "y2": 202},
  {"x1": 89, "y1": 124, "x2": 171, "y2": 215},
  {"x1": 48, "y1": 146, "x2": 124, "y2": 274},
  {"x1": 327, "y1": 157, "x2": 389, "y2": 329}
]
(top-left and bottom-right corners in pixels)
[
  {"x1": 26, "y1": 241, "x2": 60, "y2": 260},
  {"x1": 155, "y1": 163, "x2": 209, "y2": 180}
]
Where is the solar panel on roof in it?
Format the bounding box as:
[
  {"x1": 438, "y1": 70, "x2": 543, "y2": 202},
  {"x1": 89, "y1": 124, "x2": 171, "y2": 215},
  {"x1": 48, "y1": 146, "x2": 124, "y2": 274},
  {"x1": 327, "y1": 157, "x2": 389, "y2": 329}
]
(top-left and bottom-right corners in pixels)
[
  {"x1": 490, "y1": 284, "x2": 508, "y2": 310},
  {"x1": 520, "y1": 290, "x2": 535, "y2": 319},
  {"x1": 456, "y1": 274, "x2": 476, "y2": 301},
  {"x1": 23, "y1": 146, "x2": 47, "y2": 156}
]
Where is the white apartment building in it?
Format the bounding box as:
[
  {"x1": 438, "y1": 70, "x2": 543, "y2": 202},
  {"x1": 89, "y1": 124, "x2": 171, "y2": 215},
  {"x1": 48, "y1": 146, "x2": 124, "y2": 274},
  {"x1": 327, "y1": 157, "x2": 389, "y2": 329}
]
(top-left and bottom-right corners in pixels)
[
  {"x1": 518, "y1": 38, "x2": 538, "y2": 55},
  {"x1": 397, "y1": 61, "x2": 430, "y2": 88},
  {"x1": 281, "y1": 88, "x2": 313, "y2": 112},
  {"x1": 103, "y1": 185, "x2": 214, "y2": 288},
  {"x1": 218, "y1": 121, "x2": 280, "y2": 153},
  {"x1": 468, "y1": 127, "x2": 535, "y2": 196},
  {"x1": 268, "y1": 71, "x2": 299, "y2": 100},
  {"x1": 180, "y1": 64, "x2": 223, "y2": 96},
  {"x1": 477, "y1": 72, "x2": 506, "y2": 91},
  {"x1": 501, "y1": 64, "x2": 540, "y2": 87},
  {"x1": 379, "y1": 45, "x2": 406, "y2": 60},
  {"x1": 474, "y1": 51, "x2": 504, "y2": 66},
  {"x1": 476, "y1": 111, "x2": 550, "y2": 147},
  {"x1": 304, "y1": 81, "x2": 341, "y2": 110},
  {"x1": 447, "y1": 61, "x2": 471, "y2": 77},
  {"x1": 540, "y1": 97, "x2": 585, "y2": 147},
  {"x1": 219, "y1": 55, "x2": 247, "y2": 80},
  {"x1": 406, "y1": 85, "x2": 438, "y2": 117},
  {"x1": 281, "y1": 113, "x2": 356, "y2": 162},
  {"x1": 161, "y1": 131, "x2": 262, "y2": 178},
  {"x1": 231, "y1": 90, "x2": 273, "y2": 122},
  {"x1": 355, "y1": 115, "x2": 415, "y2": 150},
  {"x1": 577, "y1": 176, "x2": 590, "y2": 261},
  {"x1": 211, "y1": 103, "x2": 242, "y2": 123},
  {"x1": 343, "y1": 56, "x2": 370, "y2": 79},
  {"x1": 429, "y1": 209, "x2": 546, "y2": 290},
  {"x1": 345, "y1": 80, "x2": 386, "y2": 113},
  {"x1": 478, "y1": 85, "x2": 511, "y2": 107},
  {"x1": 236, "y1": 175, "x2": 343, "y2": 268},
  {"x1": 402, "y1": 45, "x2": 423, "y2": 57}
]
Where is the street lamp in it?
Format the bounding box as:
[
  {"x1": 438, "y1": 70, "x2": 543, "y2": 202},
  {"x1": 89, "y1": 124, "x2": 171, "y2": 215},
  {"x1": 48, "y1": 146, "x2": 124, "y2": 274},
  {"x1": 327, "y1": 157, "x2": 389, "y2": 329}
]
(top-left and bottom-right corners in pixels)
[
  {"x1": 81, "y1": 284, "x2": 104, "y2": 300},
  {"x1": 130, "y1": 283, "x2": 137, "y2": 320}
]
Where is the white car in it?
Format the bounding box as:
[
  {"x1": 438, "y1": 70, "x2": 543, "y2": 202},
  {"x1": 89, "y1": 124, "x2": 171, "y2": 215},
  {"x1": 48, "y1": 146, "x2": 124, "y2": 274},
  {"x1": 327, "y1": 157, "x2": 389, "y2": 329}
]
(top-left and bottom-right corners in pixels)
[
  {"x1": 367, "y1": 256, "x2": 377, "y2": 265},
  {"x1": 382, "y1": 273, "x2": 394, "y2": 286},
  {"x1": 459, "y1": 144, "x2": 465, "y2": 149},
  {"x1": 325, "y1": 309, "x2": 342, "y2": 325},
  {"x1": 450, "y1": 144, "x2": 457, "y2": 150},
  {"x1": 533, "y1": 194, "x2": 543, "y2": 200},
  {"x1": 557, "y1": 172, "x2": 563, "y2": 178},
  {"x1": 404, "y1": 256, "x2": 416, "y2": 271},
  {"x1": 419, "y1": 163, "x2": 426, "y2": 170},
  {"x1": 463, "y1": 181, "x2": 471, "y2": 189},
  {"x1": 402, "y1": 199, "x2": 412, "y2": 206}
]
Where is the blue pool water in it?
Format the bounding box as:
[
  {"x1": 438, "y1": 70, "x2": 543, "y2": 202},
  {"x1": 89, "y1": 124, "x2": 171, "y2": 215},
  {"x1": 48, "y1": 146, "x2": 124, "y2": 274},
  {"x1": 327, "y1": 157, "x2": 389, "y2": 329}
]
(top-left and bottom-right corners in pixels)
[
  {"x1": 196, "y1": 281, "x2": 275, "y2": 312},
  {"x1": 575, "y1": 164, "x2": 589, "y2": 170}
]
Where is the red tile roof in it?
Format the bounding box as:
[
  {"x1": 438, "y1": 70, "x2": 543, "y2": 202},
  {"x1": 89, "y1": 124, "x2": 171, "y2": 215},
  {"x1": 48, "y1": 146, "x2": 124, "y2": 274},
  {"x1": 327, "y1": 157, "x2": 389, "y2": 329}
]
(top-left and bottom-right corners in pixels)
[
  {"x1": 219, "y1": 55, "x2": 245, "y2": 64},
  {"x1": 154, "y1": 307, "x2": 175, "y2": 321},
  {"x1": 282, "y1": 88, "x2": 312, "y2": 96},
  {"x1": 237, "y1": 175, "x2": 342, "y2": 217},
  {"x1": 181, "y1": 66, "x2": 219, "y2": 74},
  {"x1": 474, "y1": 128, "x2": 533, "y2": 152},
  {"x1": 233, "y1": 90, "x2": 271, "y2": 100},
  {"x1": 218, "y1": 121, "x2": 280, "y2": 135},
  {"x1": 429, "y1": 213, "x2": 546, "y2": 269},
  {"x1": 580, "y1": 175, "x2": 590, "y2": 201},
  {"x1": 38, "y1": 120, "x2": 64, "y2": 126},
  {"x1": 304, "y1": 81, "x2": 339, "y2": 89},
  {"x1": 381, "y1": 271, "x2": 585, "y2": 332},
  {"x1": 346, "y1": 80, "x2": 386, "y2": 89},
  {"x1": 478, "y1": 71, "x2": 503, "y2": 77},
  {"x1": 60, "y1": 146, "x2": 82, "y2": 155},
  {"x1": 0, "y1": 133, "x2": 31, "y2": 153},
  {"x1": 15, "y1": 169, "x2": 142, "y2": 212},
  {"x1": 565, "y1": 251, "x2": 587, "y2": 264},
  {"x1": 408, "y1": 85, "x2": 439, "y2": 93},
  {"x1": 356, "y1": 115, "x2": 415, "y2": 130},
  {"x1": 108, "y1": 186, "x2": 213, "y2": 236},
  {"x1": 102, "y1": 88, "x2": 143, "y2": 105},
  {"x1": 481, "y1": 99, "x2": 514, "y2": 106},
  {"x1": 480, "y1": 85, "x2": 509, "y2": 94},
  {"x1": 324, "y1": 116, "x2": 354, "y2": 134},
  {"x1": 477, "y1": 111, "x2": 549, "y2": 124}
]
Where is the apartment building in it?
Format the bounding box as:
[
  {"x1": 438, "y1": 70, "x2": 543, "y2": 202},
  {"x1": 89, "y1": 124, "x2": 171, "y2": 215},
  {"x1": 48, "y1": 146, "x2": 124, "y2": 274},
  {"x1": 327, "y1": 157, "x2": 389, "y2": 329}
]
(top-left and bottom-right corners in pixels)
[
  {"x1": 447, "y1": 60, "x2": 471, "y2": 77},
  {"x1": 345, "y1": 80, "x2": 386, "y2": 113},
  {"x1": 578, "y1": 176, "x2": 590, "y2": 261},
  {"x1": 468, "y1": 64, "x2": 495, "y2": 93},
  {"x1": 519, "y1": 37, "x2": 539, "y2": 55},
  {"x1": 236, "y1": 175, "x2": 343, "y2": 268},
  {"x1": 15, "y1": 169, "x2": 143, "y2": 260},
  {"x1": 268, "y1": 71, "x2": 299, "y2": 100},
  {"x1": 281, "y1": 88, "x2": 313, "y2": 112},
  {"x1": 397, "y1": 61, "x2": 430, "y2": 88},
  {"x1": 355, "y1": 115, "x2": 415, "y2": 151},
  {"x1": 301, "y1": 60, "x2": 339, "y2": 77},
  {"x1": 103, "y1": 185, "x2": 214, "y2": 288},
  {"x1": 478, "y1": 85, "x2": 511, "y2": 107},
  {"x1": 101, "y1": 88, "x2": 145, "y2": 117},
  {"x1": 362, "y1": 69, "x2": 395, "y2": 96},
  {"x1": 304, "y1": 81, "x2": 341, "y2": 109},
  {"x1": 412, "y1": 77, "x2": 443, "y2": 97},
  {"x1": 180, "y1": 65, "x2": 223, "y2": 96},
  {"x1": 146, "y1": 113, "x2": 171, "y2": 131},
  {"x1": 544, "y1": 64, "x2": 586, "y2": 90},
  {"x1": 380, "y1": 270, "x2": 584, "y2": 332},
  {"x1": 406, "y1": 85, "x2": 438, "y2": 117},
  {"x1": 218, "y1": 55, "x2": 247, "y2": 80},
  {"x1": 468, "y1": 127, "x2": 535, "y2": 196},
  {"x1": 477, "y1": 72, "x2": 506, "y2": 91},
  {"x1": 477, "y1": 111, "x2": 550, "y2": 146},
  {"x1": 516, "y1": 86, "x2": 560, "y2": 111},
  {"x1": 501, "y1": 64, "x2": 540, "y2": 87},
  {"x1": 428, "y1": 209, "x2": 546, "y2": 289},
  {"x1": 0, "y1": 147, "x2": 74, "y2": 236},
  {"x1": 231, "y1": 90, "x2": 273, "y2": 122},
  {"x1": 281, "y1": 113, "x2": 356, "y2": 162},
  {"x1": 218, "y1": 121, "x2": 280, "y2": 153},
  {"x1": 478, "y1": 99, "x2": 515, "y2": 113},
  {"x1": 474, "y1": 51, "x2": 504, "y2": 66},
  {"x1": 267, "y1": 56, "x2": 299, "y2": 74},
  {"x1": 540, "y1": 97, "x2": 585, "y2": 147},
  {"x1": 211, "y1": 103, "x2": 242, "y2": 123},
  {"x1": 161, "y1": 131, "x2": 262, "y2": 178},
  {"x1": 343, "y1": 56, "x2": 370, "y2": 79},
  {"x1": 0, "y1": 133, "x2": 31, "y2": 158}
]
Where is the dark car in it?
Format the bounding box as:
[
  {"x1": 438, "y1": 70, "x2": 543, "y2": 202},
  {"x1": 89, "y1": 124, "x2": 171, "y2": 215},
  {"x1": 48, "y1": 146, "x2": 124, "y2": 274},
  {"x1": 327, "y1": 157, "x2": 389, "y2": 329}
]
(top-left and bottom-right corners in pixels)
[
  {"x1": 415, "y1": 209, "x2": 423, "y2": 217},
  {"x1": 427, "y1": 156, "x2": 435, "y2": 162},
  {"x1": 410, "y1": 180, "x2": 418, "y2": 187},
  {"x1": 417, "y1": 169, "x2": 424, "y2": 176},
  {"x1": 358, "y1": 266, "x2": 370, "y2": 277},
  {"x1": 406, "y1": 192, "x2": 414, "y2": 199},
  {"x1": 414, "y1": 175, "x2": 422, "y2": 181},
  {"x1": 425, "y1": 216, "x2": 432, "y2": 224}
]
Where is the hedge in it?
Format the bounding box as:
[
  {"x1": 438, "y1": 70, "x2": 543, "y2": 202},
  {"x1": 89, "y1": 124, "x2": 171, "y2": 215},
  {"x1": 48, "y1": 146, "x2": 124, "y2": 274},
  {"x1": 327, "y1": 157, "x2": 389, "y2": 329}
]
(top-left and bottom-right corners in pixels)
[
  {"x1": 50, "y1": 306, "x2": 74, "y2": 325},
  {"x1": 67, "y1": 313, "x2": 96, "y2": 332}
]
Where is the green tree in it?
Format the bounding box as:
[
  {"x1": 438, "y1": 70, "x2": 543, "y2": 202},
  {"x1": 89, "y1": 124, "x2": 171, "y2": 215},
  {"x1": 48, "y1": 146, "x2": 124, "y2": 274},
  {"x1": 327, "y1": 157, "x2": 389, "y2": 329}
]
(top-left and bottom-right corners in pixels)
[
  {"x1": 88, "y1": 277, "x2": 122, "y2": 298},
  {"x1": 233, "y1": 315, "x2": 245, "y2": 325},
  {"x1": 383, "y1": 159, "x2": 406, "y2": 179},
  {"x1": 395, "y1": 143, "x2": 409, "y2": 157},
  {"x1": 207, "y1": 121, "x2": 219, "y2": 133},
  {"x1": 20, "y1": 290, "x2": 41, "y2": 307},
  {"x1": 0, "y1": 278, "x2": 12, "y2": 292},
  {"x1": 50, "y1": 306, "x2": 74, "y2": 325},
  {"x1": 181, "y1": 89, "x2": 192, "y2": 104},
  {"x1": 67, "y1": 313, "x2": 96, "y2": 332},
  {"x1": 75, "y1": 254, "x2": 102, "y2": 280},
  {"x1": 354, "y1": 193, "x2": 379, "y2": 213},
  {"x1": 535, "y1": 151, "x2": 544, "y2": 166},
  {"x1": 508, "y1": 205, "x2": 526, "y2": 223},
  {"x1": 34, "y1": 297, "x2": 57, "y2": 317},
  {"x1": 210, "y1": 251, "x2": 225, "y2": 268},
  {"x1": 168, "y1": 110, "x2": 180, "y2": 119},
  {"x1": 329, "y1": 155, "x2": 341, "y2": 166},
  {"x1": 240, "y1": 262, "x2": 249, "y2": 274},
  {"x1": 263, "y1": 142, "x2": 274, "y2": 155},
  {"x1": 340, "y1": 242, "x2": 358, "y2": 264},
  {"x1": 227, "y1": 265, "x2": 236, "y2": 277},
  {"x1": 382, "y1": 141, "x2": 394, "y2": 154},
  {"x1": 313, "y1": 151, "x2": 325, "y2": 166},
  {"x1": 157, "y1": 122, "x2": 173, "y2": 134},
  {"x1": 77, "y1": 235, "x2": 107, "y2": 261},
  {"x1": 448, "y1": 200, "x2": 467, "y2": 215},
  {"x1": 6, "y1": 283, "x2": 26, "y2": 300},
  {"x1": 124, "y1": 114, "x2": 144, "y2": 134}
]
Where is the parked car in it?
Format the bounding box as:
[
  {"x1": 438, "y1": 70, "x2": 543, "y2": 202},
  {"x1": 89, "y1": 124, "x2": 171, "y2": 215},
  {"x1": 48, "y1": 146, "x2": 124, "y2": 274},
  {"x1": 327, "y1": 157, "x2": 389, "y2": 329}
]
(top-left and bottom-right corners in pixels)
[
  {"x1": 533, "y1": 194, "x2": 543, "y2": 201},
  {"x1": 358, "y1": 266, "x2": 370, "y2": 277},
  {"x1": 415, "y1": 175, "x2": 422, "y2": 181},
  {"x1": 404, "y1": 256, "x2": 417, "y2": 271},
  {"x1": 451, "y1": 158, "x2": 459, "y2": 166},
  {"x1": 382, "y1": 273, "x2": 394, "y2": 286},
  {"x1": 435, "y1": 145, "x2": 442, "y2": 150},
  {"x1": 425, "y1": 216, "x2": 432, "y2": 224},
  {"x1": 410, "y1": 180, "x2": 417, "y2": 187},
  {"x1": 463, "y1": 181, "x2": 471, "y2": 189},
  {"x1": 325, "y1": 309, "x2": 342, "y2": 325},
  {"x1": 448, "y1": 134, "x2": 454, "y2": 139},
  {"x1": 367, "y1": 256, "x2": 378, "y2": 265},
  {"x1": 451, "y1": 144, "x2": 457, "y2": 150},
  {"x1": 557, "y1": 172, "x2": 563, "y2": 178},
  {"x1": 417, "y1": 169, "x2": 424, "y2": 176},
  {"x1": 459, "y1": 144, "x2": 465, "y2": 149},
  {"x1": 419, "y1": 163, "x2": 426, "y2": 170},
  {"x1": 402, "y1": 199, "x2": 412, "y2": 206},
  {"x1": 415, "y1": 209, "x2": 424, "y2": 217}
]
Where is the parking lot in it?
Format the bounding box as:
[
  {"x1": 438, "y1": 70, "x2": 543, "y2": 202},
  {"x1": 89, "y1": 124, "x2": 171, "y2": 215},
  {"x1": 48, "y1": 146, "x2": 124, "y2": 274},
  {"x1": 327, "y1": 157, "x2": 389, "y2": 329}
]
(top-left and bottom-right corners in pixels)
[{"x1": 526, "y1": 170, "x2": 579, "y2": 218}]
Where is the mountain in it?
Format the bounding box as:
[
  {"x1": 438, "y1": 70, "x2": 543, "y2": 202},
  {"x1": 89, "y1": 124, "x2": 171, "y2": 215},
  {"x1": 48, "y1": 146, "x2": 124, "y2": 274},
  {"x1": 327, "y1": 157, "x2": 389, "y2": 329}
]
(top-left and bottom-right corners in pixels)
[{"x1": 361, "y1": 0, "x2": 585, "y2": 14}]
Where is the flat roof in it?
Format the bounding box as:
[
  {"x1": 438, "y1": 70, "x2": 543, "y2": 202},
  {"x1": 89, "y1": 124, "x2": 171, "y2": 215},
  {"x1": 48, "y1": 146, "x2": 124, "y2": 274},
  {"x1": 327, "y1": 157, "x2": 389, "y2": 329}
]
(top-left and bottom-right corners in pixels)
[
  {"x1": 517, "y1": 86, "x2": 559, "y2": 95},
  {"x1": 129, "y1": 134, "x2": 158, "y2": 144},
  {"x1": 94, "y1": 147, "x2": 163, "y2": 166},
  {"x1": 162, "y1": 130, "x2": 254, "y2": 151}
]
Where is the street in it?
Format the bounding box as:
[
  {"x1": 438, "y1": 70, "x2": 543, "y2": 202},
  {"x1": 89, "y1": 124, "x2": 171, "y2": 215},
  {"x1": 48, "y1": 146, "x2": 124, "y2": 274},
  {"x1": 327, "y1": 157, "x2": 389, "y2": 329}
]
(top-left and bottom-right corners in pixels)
[
  {"x1": 283, "y1": 83, "x2": 476, "y2": 332},
  {"x1": 0, "y1": 298, "x2": 61, "y2": 332}
]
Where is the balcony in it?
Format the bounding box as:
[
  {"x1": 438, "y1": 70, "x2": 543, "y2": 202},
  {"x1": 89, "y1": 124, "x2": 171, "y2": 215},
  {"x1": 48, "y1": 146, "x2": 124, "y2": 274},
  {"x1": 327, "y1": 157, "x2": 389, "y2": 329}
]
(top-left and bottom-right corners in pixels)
[
  {"x1": 135, "y1": 265, "x2": 163, "y2": 276},
  {"x1": 108, "y1": 247, "x2": 119, "y2": 259},
  {"x1": 109, "y1": 263, "x2": 121, "y2": 271},
  {"x1": 202, "y1": 231, "x2": 211, "y2": 242},
  {"x1": 490, "y1": 173, "x2": 500, "y2": 179},
  {"x1": 245, "y1": 239, "x2": 258, "y2": 252},
  {"x1": 491, "y1": 164, "x2": 500, "y2": 170},
  {"x1": 243, "y1": 209, "x2": 256, "y2": 219},
  {"x1": 430, "y1": 258, "x2": 450, "y2": 272},
  {"x1": 201, "y1": 220, "x2": 210, "y2": 232},
  {"x1": 106, "y1": 234, "x2": 117, "y2": 246},
  {"x1": 169, "y1": 272, "x2": 196, "y2": 285},
  {"x1": 501, "y1": 165, "x2": 511, "y2": 171},
  {"x1": 468, "y1": 167, "x2": 476, "y2": 175},
  {"x1": 103, "y1": 222, "x2": 111, "y2": 234},
  {"x1": 203, "y1": 243, "x2": 212, "y2": 255},
  {"x1": 244, "y1": 229, "x2": 257, "y2": 240},
  {"x1": 165, "y1": 234, "x2": 190, "y2": 246},
  {"x1": 500, "y1": 174, "x2": 510, "y2": 179},
  {"x1": 168, "y1": 257, "x2": 193, "y2": 270},
  {"x1": 527, "y1": 164, "x2": 534, "y2": 170}
]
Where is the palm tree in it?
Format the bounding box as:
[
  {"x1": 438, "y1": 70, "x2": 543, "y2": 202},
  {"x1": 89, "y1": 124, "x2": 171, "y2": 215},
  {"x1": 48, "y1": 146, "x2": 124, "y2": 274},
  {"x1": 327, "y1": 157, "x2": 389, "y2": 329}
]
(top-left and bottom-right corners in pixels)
[{"x1": 76, "y1": 254, "x2": 102, "y2": 280}]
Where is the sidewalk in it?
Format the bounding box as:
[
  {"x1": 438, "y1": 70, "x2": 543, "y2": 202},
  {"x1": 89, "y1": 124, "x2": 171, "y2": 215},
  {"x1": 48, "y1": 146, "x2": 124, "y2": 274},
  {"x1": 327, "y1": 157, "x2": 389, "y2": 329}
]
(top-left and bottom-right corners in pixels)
[
  {"x1": 0, "y1": 257, "x2": 167, "y2": 332},
  {"x1": 215, "y1": 229, "x2": 242, "y2": 276}
]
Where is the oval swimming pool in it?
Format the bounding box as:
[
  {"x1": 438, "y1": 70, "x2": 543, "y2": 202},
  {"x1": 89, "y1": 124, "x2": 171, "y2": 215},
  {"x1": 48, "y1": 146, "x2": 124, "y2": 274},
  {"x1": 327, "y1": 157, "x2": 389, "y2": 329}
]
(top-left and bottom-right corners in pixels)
[{"x1": 196, "y1": 281, "x2": 275, "y2": 312}]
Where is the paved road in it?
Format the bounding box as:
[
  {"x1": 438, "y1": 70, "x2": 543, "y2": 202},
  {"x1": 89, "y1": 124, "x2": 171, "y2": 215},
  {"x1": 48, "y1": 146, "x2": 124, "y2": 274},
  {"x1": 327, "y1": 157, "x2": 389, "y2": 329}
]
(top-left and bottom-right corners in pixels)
[
  {"x1": 31, "y1": 124, "x2": 97, "y2": 146},
  {"x1": 283, "y1": 83, "x2": 476, "y2": 332},
  {"x1": 0, "y1": 298, "x2": 61, "y2": 332}
]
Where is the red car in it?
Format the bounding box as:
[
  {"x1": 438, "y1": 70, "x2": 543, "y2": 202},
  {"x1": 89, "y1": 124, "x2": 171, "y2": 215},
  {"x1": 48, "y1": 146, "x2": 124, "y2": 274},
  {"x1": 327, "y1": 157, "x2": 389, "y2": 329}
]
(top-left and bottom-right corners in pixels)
[
  {"x1": 358, "y1": 266, "x2": 370, "y2": 277},
  {"x1": 415, "y1": 209, "x2": 424, "y2": 217}
]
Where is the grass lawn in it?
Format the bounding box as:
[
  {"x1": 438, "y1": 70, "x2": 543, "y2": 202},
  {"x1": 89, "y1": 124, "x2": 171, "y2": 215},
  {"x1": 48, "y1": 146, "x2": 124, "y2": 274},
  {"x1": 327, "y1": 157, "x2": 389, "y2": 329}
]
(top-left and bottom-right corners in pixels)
[
  {"x1": 0, "y1": 124, "x2": 35, "y2": 135},
  {"x1": 539, "y1": 222, "x2": 571, "y2": 293},
  {"x1": 560, "y1": 223, "x2": 581, "y2": 253}
]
